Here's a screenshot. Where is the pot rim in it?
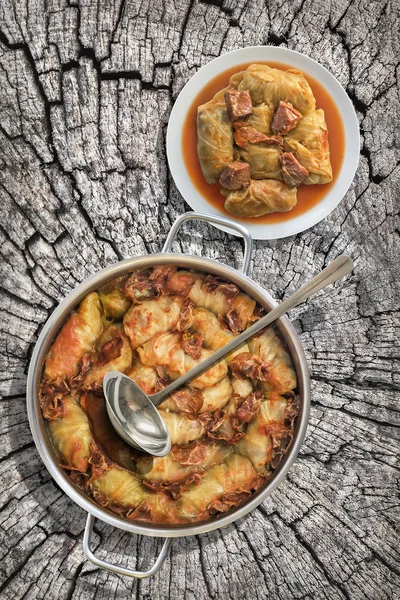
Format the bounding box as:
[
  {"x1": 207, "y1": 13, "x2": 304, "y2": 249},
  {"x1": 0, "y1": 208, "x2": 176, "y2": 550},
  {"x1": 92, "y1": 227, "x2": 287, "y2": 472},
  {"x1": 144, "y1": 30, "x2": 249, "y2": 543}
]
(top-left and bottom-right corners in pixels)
[{"x1": 27, "y1": 252, "x2": 310, "y2": 538}]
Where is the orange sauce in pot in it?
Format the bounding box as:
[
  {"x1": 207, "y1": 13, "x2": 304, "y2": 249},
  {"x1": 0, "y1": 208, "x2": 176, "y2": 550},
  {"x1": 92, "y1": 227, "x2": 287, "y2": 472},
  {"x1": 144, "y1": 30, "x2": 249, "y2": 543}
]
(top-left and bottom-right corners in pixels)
[{"x1": 181, "y1": 61, "x2": 345, "y2": 224}]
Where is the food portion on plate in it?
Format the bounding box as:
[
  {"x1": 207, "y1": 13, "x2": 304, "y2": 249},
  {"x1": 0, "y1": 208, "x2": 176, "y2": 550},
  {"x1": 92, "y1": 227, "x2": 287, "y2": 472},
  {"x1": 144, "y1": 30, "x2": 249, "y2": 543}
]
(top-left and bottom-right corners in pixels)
[
  {"x1": 197, "y1": 63, "x2": 333, "y2": 218},
  {"x1": 39, "y1": 266, "x2": 299, "y2": 525}
]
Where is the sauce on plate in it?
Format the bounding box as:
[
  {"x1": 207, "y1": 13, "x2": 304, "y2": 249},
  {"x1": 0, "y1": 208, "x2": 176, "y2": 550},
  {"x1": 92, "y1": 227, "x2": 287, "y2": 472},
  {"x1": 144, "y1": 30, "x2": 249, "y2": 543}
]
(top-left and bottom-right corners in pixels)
[{"x1": 182, "y1": 62, "x2": 345, "y2": 224}]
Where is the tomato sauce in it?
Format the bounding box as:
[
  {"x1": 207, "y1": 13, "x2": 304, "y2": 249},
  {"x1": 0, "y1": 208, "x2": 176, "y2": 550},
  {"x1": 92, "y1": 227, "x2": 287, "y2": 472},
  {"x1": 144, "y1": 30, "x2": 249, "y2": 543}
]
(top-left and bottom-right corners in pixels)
[{"x1": 182, "y1": 61, "x2": 345, "y2": 224}]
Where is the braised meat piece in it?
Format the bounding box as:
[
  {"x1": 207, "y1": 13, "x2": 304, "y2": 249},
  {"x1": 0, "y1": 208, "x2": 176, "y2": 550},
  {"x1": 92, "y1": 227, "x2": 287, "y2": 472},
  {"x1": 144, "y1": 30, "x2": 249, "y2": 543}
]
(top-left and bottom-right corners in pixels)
[
  {"x1": 225, "y1": 90, "x2": 253, "y2": 121},
  {"x1": 271, "y1": 101, "x2": 302, "y2": 135},
  {"x1": 279, "y1": 152, "x2": 309, "y2": 188},
  {"x1": 97, "y1": 337, "x2": 123, "y2": 366},
  {"x1": 233, "y1": 122, "x2": 268, "y2": 148},
  {"x1": 219, "y1": 161, "x2": 251, "y2": 190},
  {"x1": 233, "y1": 122, "x2": 282, "y2": 149},
  {"x1": 230, "y1": 352, "x2": 269, "y2": 381},
  {"x1": 235, "y1": 390, "x2": 263, "y2": 424},
  {"x1": 181, "y1": 331, "x2": 203, "y2": 360}
]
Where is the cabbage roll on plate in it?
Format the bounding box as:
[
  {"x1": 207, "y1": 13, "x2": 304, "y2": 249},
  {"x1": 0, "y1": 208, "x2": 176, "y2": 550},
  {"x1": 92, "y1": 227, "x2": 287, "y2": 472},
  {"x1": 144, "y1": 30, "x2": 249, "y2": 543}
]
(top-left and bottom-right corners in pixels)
[
  {"x1": 238, "y1": 64, "x2": 316, "y2": 113},
  {"x1": 238, "y1": 143, "x2": 283, "y2": 180},
  {"x1": 197, "y1": 99, "x2": 234, "y2": 183},
  {"x1": 284, "y1": 109, "x2": 333, "y2": 184},
  {"x1": 194, "y1": 61, "x2": 334, "y2": 219},
  {"x1": 211, "y1": 71, "x2": 245, "y2": 103},
  {"x1": 223, "y1": 179, "x2": 297, "y2": 217},
  {"x1": 246, "y1": 103, "x2": 275, "y2": 134}
]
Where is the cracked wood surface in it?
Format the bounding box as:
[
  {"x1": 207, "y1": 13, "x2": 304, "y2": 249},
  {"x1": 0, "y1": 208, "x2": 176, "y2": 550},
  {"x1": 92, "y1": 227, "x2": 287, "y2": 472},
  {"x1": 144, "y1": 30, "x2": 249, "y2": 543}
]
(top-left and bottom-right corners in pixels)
[{"x1": 0, "y1": 0, "x2": 399, "y2": 598}]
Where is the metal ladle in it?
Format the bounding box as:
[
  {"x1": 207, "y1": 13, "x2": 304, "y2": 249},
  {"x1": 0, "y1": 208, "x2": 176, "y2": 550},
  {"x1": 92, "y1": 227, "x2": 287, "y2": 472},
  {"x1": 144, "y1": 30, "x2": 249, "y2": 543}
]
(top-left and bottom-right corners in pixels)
[{"x1": 103, "y1": 255, "x2": 353, "y2": 456}]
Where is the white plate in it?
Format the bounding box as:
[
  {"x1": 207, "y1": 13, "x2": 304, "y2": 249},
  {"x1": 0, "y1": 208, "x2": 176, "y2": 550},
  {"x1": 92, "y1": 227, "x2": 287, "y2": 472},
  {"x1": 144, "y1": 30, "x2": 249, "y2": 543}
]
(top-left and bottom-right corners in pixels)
[{"x1": 167, "y1": 46, "x2": 360, "y2": 240}]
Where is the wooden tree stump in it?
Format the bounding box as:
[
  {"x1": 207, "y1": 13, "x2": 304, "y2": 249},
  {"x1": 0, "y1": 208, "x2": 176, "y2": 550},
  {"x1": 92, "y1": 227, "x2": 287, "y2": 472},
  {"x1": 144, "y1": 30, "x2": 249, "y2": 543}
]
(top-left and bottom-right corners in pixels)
[{"x1": 0, "y1": 1, "x2": 399, "y2": 598}]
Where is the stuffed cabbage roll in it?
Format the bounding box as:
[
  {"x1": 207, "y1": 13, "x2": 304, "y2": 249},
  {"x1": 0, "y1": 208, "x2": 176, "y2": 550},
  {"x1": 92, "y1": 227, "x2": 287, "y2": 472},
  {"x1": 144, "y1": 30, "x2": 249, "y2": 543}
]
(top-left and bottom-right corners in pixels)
[
  {"x1": 189, "y1": 279, "x2": 256, "y2": 333},
  {"x1": 44, "y1": 292, "x2": 103, "y2": 382},
  {"x1": 136, "y1": 442, "x2": 231, "y2": 497},
  {"x1": 159, "y1": 386, "x2": 203, "y2": 415},
  {"x1": 197, "y1": 99, "x2": 234, "y2": 183},
  {"x1": 138, "y1": 332, "x2": 228, "y2": 389},
  {"x1": 238, "y1": 143, "x2": 282, "y2": 180},
  {"x1": 158, "y1": 411, "x2": 205, "y2": 445},
  {"x1": 236, "y1": 397, "x2": 288, "y2": 475},
  {"x1": 127, "y1": 360, "x2": 159, "y2": 394},
  {"x1": 136, "y1": 454, "x2": 204, "y2": 497},
  {"x1": 136, "y1": 454, "x2": 200, "y2": 483},
  {"x1": 123, "y1": 296, "x2": 184, "y2": 349},
  {"x1": 98, "y1": 277, "x2": 131, "y2": 319},
  {"x1": 167, "y1": 270, "x2": 204, "y2": 297},
  {"x1": 240, "y1": 394, "x2": 299, "y2": 473},
  {"x1": 39, "y1": 263, "x2": 300, "y2": 526},
  {"x1": 84, "y1": 324, "x2": 133, "y2": 387},
  {"x1": 199, "y1": 376, "x2": 233, "y2": 412},
  {"x1": 127, "y1": 493, "x2": 182, "y2": 524},
  {"x1": 231, "y1": 377, "x2": 253, "y2": 398},
  {"x1": 207, "y1": 394, "x2": 244, "y2": 444},
  {"x1": 211, "y1": 71, "x2": 244, "y2": 103},
  {"x1": 89, "y1": 446, "x2": 148, "y2": 509},
  {"x1": 189, "y1": 279, "x2": 231, "y2": 315},
  {"x1": 161, "y1": 376, "x2": 232, "y2": 414},
  {"x1": 48, "y1": 395, "x2": 92, "y2": 472},
  {"x1": 179, "y1": 454, "x2": 262, "y2": 520},
  {"x1": 80, "y1": 393, "x2": 134, "y2": 470},
  {"x1": 191, "y1": 308, "x2": 249, "y2": 362},
  {"x1": 246, "y1": 103, "x2": 275, "y2": 134},
  {"x1": 248, "y1": 327, "x2": 297, "y2": 395},
  {"x1": 238, "y1": 64, "x2": 316, "y2": 113},
  {"x1": 172, "y1": 440, "x2": 232, "y2": 468},
  {"x1": 284, "y1": 109, "x2": 332, "y2": 184},
  {"x1": 224, "y1": 179, "x2": 297, "y2": 218}
]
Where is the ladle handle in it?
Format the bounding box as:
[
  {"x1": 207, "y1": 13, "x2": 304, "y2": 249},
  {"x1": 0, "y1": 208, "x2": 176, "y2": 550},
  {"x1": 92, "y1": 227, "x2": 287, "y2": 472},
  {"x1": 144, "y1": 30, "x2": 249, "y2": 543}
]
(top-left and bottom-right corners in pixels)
[{"x1": 151, "y1": 255, "x2": 353, "y2": 405}]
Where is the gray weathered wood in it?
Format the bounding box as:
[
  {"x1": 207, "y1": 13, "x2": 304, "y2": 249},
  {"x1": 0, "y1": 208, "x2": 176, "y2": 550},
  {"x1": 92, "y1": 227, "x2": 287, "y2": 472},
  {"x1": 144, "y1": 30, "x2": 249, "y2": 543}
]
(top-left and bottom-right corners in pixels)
[{"x1": 0, "y1": 0, "x2": 399, "y2": 598}]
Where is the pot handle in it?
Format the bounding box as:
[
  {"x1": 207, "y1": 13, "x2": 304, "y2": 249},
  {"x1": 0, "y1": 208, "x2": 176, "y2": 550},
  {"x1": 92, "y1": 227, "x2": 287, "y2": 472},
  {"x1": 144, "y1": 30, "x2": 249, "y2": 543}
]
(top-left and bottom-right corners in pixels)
[
  {"x1": 83, "y1": 513, "x2": 173, "y2": 579},
  {"x1": 162, "y1": 211, "x2": 253, "y2": 276}
]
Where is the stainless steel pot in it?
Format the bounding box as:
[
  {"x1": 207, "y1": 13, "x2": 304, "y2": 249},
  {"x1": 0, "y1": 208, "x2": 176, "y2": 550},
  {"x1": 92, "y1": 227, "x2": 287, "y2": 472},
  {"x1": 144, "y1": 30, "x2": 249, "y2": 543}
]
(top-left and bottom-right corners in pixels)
[{"x1": 27, "y1": 212, "x2": 310, "y2": 579}]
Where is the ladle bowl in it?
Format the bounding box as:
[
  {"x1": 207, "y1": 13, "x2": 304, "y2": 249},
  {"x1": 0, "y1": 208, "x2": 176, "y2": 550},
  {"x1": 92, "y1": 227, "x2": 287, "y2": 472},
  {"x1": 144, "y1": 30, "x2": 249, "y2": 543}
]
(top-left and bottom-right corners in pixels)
[{"x1": 104, "y1": 372, "x2": 172, "y2": 456}]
